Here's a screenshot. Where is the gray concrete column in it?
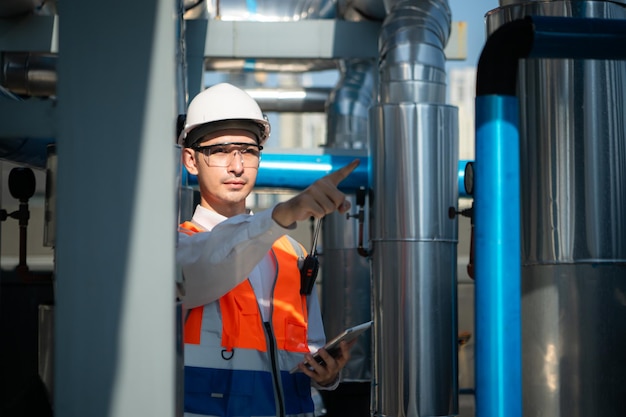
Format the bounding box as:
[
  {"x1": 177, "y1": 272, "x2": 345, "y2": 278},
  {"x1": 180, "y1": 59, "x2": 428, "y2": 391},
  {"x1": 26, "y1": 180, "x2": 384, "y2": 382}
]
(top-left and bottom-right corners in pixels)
[{"x1": 55, "y1": 1, "x2": 177, "y2": 416}]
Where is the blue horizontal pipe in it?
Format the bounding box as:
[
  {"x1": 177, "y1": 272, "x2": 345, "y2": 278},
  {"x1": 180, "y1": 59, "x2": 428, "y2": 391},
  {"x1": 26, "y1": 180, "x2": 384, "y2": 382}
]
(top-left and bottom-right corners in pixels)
[
  {"x1": 185, "y1": 150, "x2": 473, "y2": 197},
  {"x1": 183, "y1": 150, "x2": 369, "y2": 192},
  {"x1": 476, "y1": 16, "x2": 626, "y2": 97},
  {"x1": 474, "y1": 95, "x2": 521, "y2": 417},
  {"x1": 256, "y1": 152, "x2": 369, "y2": 191},
  {"x1": 530, "y1": 16, "x2": 626, "y2": 60}
]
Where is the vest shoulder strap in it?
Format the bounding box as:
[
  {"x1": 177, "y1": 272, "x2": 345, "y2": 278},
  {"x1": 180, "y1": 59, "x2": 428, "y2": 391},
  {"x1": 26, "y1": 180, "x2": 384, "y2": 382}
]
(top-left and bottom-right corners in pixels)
[{"x1": 282, "y1": 235, "x2": 306, "y2": 268}]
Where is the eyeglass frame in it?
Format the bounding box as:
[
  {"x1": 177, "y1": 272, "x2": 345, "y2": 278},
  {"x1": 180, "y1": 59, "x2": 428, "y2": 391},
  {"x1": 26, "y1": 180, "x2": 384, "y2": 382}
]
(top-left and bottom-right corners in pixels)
[{"x1": 191, "y1": 141, "x2": 264, "y2": 167}]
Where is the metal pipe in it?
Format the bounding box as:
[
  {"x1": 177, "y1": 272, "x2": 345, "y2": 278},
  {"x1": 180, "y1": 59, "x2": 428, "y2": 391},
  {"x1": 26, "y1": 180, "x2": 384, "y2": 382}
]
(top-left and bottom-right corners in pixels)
[
  {"x1": 371, "y1": 2, "x2": 458, "y2": 415},
  {"x1": 246, "y1": 87, "x2": 332, "y2": 113},
  {"x1": 321, "y1": 58, "x2": 376, "y2": 388},
  {"x1": 1, "y1": 52, "x2": 57, "y2": 97}
]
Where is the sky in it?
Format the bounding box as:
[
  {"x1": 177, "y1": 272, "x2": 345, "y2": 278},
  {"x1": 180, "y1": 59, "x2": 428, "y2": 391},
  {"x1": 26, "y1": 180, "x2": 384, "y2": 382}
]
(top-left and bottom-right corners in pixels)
[{"x1": 447, "y1": 0, "x2": 500, "y2": 70}]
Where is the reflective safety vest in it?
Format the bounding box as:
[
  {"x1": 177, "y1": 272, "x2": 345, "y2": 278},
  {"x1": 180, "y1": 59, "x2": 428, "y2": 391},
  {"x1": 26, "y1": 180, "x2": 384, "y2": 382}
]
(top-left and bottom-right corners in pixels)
[{"x1": 179, "y1": 221, "x2": 315, "y2": 417}]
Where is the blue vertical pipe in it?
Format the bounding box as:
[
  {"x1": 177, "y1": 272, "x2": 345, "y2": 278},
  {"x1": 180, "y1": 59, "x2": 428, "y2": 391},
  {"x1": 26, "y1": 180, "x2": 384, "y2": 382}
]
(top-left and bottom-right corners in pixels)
[{"x1": 474, "y1": 94, "x2": 522, "y2": 417}]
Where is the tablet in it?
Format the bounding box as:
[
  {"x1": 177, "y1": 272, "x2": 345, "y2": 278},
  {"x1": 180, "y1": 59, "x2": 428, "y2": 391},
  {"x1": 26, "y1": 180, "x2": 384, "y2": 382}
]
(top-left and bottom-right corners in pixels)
[{"x1": 290, "y1": 321, "x2": 372, "y2": 373}]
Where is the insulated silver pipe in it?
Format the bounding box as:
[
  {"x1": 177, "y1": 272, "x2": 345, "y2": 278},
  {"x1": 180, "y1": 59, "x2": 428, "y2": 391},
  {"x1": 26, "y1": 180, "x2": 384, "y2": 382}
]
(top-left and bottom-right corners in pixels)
[
  {"x1": 326, "y1": 59, "x2": 377, "y2": 149},
  {"x1": 370, "y1": 1, "x2": 459, "y2": 416},
  {"x1": 189, "y1": 0, "x2": 338, "y2": 20},
  {"x1": 246, "y1": 87, "x2": 332, "y2": 113},
  {"x1": 322, "y1": 58, "x2": 377, "y2": 382},
  {"x1": 487, "y1": 1, "x2": 626, "y2": 416},
  {"x1": 371, "y1": 104, "x2": 459, "y2": 417}
]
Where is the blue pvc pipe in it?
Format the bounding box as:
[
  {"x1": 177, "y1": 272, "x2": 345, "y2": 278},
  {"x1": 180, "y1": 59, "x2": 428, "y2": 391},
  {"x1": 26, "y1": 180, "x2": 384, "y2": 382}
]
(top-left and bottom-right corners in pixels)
[
  {"x1": 185, "y1": 152, "x2": 473, "y2": 197},
  {"x1": 474, "y1": 95, "x2": 522, "y2": 417},
  {"x1": 256, "y1": 152, "x2": 369, "y2": 191}
]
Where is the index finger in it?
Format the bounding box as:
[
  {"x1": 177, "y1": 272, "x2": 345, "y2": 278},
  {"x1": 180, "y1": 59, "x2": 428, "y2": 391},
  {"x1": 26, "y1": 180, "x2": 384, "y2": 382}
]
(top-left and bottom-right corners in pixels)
[{"x1": 325, "y1": 159, "x2": 360, "y2": 186}]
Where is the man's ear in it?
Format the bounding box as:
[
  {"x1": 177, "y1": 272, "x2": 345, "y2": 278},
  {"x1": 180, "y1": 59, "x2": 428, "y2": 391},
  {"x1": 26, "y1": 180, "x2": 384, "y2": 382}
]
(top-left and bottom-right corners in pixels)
[{"x1": 182, "y1": 148, "x2": 199, "y2": 175}]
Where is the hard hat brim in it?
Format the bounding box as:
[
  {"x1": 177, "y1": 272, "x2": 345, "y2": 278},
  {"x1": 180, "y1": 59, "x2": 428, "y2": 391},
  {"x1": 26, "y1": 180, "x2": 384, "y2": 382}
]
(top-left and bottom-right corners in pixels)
[{"x1": 180, "y1": 119, "x2": 270, "y2": 148}]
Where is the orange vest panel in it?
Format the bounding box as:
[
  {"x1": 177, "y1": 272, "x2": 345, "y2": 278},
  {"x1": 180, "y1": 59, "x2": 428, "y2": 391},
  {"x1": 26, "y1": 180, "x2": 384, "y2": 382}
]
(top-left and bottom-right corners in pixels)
[{"x1": 180, "y1": 221, "x2": 309, "y2": 353}]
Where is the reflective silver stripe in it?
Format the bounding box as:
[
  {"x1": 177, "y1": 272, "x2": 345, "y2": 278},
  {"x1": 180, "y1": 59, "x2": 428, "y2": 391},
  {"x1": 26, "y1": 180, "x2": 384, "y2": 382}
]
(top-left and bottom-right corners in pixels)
[
  {"x1": 185, "y1": 342, "x2": 303, "y2": 371},
  {"x1": 185, "y1": 343, "x2": 268, "y2": 370},
  {"x1": 184, "y1": 295, "x2": 305, "y2": 370}
]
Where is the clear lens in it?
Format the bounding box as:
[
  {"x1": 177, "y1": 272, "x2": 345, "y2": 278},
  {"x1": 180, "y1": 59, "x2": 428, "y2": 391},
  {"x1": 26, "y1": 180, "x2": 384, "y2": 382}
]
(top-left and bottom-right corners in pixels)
[{"x1": 195, "y1": 143, "x2": 262, "y2": 168}]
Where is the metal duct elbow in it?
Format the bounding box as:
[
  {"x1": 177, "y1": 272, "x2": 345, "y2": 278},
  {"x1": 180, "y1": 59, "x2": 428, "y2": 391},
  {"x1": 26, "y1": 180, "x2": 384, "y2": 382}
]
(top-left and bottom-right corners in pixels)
[
  {"x1": 327, "y1": 59, "x2": 377, "y2": 149},
  {"x1": 378, "y1": 0, "x2": 451, "y2": 104}
]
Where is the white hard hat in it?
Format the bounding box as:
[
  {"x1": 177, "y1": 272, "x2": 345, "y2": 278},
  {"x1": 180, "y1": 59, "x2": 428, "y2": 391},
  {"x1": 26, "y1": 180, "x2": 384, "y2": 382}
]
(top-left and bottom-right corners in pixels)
[{"x1": 178, "y1": 82, "x2": 271, "y2": 147}]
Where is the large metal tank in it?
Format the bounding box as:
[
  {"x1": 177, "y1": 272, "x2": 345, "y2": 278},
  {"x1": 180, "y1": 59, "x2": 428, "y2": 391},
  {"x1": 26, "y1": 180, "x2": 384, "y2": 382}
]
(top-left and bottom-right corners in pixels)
[{"x1": 486, "y1": 1, "x2": 626, "y2": 416}]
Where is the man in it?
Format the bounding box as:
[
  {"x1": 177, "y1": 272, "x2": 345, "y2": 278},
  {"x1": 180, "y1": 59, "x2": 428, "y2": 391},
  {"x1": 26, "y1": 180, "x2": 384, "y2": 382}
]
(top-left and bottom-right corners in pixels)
[{"x1": 176, "y1": 82, "x2": 359, "y2": 417}]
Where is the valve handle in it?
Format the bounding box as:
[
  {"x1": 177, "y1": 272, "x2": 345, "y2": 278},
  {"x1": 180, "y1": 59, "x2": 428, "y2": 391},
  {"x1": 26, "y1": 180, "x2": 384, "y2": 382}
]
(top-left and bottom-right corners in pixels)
[{"x1": 9, "y1": 167, "x2": 36, "y2": 202}]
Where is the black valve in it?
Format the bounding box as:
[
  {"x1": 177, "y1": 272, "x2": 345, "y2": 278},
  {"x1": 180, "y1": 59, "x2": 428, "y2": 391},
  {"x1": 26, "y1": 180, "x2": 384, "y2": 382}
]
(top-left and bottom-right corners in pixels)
[
  {"x1": 9, "y1": 167, "x2": 36, "y2": 202},
  {"x1": 448, "y1": 203, "x2": 475, "y2": 279},
  {"x1": 448, "y1": 205, "x2": 473, "y2": 219},
  {"x1": 1, "y1": 167, "x2": 36, "y2": 277},
  {"x1": 346, "y1": 187, "x2": 372, "y2": 258}
]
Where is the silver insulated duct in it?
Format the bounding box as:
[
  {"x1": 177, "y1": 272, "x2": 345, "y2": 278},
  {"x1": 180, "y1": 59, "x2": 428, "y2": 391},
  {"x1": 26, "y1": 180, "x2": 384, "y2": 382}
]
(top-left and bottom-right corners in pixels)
[
  {"x1": 486, "y1": 1, "x2": 626, "y2": 416},
  {"x1": 370, "y1": 1, "x2": 459, "y2": 416},
  {"x1": 323, "y1": 58, "x2": 377, "y2": 383}
]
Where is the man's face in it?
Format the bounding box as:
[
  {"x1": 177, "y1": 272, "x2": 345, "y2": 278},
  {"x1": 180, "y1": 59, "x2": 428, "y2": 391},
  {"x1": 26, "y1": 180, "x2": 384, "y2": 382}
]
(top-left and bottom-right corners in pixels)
[{"x1": 182, "y1": 129, "x2": 260, "y2": 217}]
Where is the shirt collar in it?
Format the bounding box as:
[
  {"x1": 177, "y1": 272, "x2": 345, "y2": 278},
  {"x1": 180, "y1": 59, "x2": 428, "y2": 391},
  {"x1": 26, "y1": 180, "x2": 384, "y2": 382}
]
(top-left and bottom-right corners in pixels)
[
  {"x1": 191, "y1": 205, "x2": 252, "y2": 231},
  {"x1": 191, "y1": 205, "x2": 226, "y2": 231}
]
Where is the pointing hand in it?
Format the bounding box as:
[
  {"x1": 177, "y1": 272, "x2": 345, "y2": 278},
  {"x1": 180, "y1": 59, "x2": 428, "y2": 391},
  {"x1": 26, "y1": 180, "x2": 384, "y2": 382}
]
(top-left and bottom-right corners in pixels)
[{"x1": 272, "y1": 159, "x2": 360, "y2": 227}]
